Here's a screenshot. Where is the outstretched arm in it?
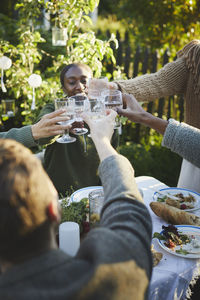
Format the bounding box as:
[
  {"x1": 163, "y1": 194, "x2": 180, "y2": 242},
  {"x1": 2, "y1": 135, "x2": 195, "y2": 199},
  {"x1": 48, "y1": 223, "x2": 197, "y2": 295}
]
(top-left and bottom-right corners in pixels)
[
  {"x1": 113, "y1": 57, "x2": 187, "y2": 102},
  {"x1": 81, "y1": 110, "x2": 152, "y2": 289},
  {"x1": 118, "y1": 94, "x2": 200, "y2": 168},
  {"x1": 0, "y1": 109, "x2": 71, "y2": 148},
  {"x1": 117, "y1": 94, "x2": 168, "y2": 134}
]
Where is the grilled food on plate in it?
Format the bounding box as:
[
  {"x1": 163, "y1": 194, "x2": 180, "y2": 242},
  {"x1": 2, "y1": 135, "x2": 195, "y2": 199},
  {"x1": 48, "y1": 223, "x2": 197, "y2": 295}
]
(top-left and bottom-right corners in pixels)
[{"x1": 150, "y1": 202, "x2": 200, "y2": 225}]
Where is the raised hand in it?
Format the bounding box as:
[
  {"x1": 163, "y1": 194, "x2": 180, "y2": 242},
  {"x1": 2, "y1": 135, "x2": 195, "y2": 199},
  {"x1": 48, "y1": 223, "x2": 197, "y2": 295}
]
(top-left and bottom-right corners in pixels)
[
  {"x1": 82, "y1": 109, "x2": 117, "y2": 162},
  {"x1": 31, "y1": 109, "x2": 71, "y2": 140},
  {"x1": 82, "y1": 109, "x2": 117, "y2": 142},
  {"x1": 117, "y1": 94, "x2": 146, "y2": 123}
]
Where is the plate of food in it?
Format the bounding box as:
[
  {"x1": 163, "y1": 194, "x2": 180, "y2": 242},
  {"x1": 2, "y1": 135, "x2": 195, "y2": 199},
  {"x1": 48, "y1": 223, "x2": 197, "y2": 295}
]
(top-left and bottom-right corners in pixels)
[
  {"x1": 153, "y1": 187, "x2": 200, "y2": 212},
  {"x1": 70, "y1": 186, "x2": 103, "y2": 203},
  {"x1": 154, "y1": 225, "x2": 200, "y2": 259},
  {"x1": 70, "y1": 186, "x2": 144, "y2": 203}
]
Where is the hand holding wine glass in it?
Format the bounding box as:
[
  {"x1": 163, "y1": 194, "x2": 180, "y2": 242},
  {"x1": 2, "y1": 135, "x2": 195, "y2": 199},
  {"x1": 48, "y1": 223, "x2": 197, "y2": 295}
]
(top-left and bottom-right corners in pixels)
[
  {"x1": 101, "y1": 90, "x2": 123, "y2": 129},
  {"x1": 82, "y1": 109, "x2": 117, "y2": 142},
  {"x1": 82, "y1": 109, "x2": 117, "y2": 162}
]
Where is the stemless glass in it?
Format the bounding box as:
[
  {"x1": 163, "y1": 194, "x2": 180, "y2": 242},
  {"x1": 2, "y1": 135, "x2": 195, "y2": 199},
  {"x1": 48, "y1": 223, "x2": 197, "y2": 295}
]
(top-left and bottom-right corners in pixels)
[
  {"x1": 88, "y1": 99, "x2": 106, "y2": 121},
  {"x1": 54, "y1": 98, "x2": 76, "y2": 144},
  {"x1": 86, "y1": 98, "x2": 106, "y2": 138},
  {"x1": 70, "y1": 94, "x2": 88, "y2": 135},
  {"x1": 87, "y1": 77, "x2": 109, "y2": 94},
  {"x1": 102, "y1": 90, "x2": 123, "y2": 129}
]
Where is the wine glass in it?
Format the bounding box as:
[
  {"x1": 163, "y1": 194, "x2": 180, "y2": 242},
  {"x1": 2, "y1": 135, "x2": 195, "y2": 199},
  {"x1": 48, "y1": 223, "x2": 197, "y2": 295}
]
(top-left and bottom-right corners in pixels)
[
  {"x1": 70, "y1": 94, "x2": 88, "y2": 135},
  {"x1": 54, "y1": 98, "x2": 76, "y2": 144},
  {"x1": 102, "y1": 90, "x2": 123, "y2": 129}
]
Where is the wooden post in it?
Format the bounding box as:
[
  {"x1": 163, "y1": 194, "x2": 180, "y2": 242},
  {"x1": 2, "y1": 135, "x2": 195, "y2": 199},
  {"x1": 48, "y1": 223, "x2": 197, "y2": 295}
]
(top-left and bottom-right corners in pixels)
[
  {"x1": 116, "y1": 30, "x2": 123, "y2": 66},
  {"x1": 124, "y1": 31, "x2": 131, "y2": 78},
  {"x1": 133, "y1": 46, "x2": 141, "y2": 78},
  {"x1": 158, "y1": 49, "x2": 170, "y2": 118}
]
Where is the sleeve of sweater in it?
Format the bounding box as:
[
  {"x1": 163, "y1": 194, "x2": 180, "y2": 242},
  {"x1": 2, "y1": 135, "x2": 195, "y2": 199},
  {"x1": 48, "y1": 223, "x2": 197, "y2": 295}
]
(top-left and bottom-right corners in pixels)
[
  {"x1": 162, "y1": 119, "x2": 200, "y2": 168},
  {"x1": 0, "y1": 125, "x2": 37, "y2": 148},
  {"x1": 115, "y1": 57, "x2": 187, "y2": 102},
  {"x1": 77, "y1": 155, "x2": 152, "y2": 280}
]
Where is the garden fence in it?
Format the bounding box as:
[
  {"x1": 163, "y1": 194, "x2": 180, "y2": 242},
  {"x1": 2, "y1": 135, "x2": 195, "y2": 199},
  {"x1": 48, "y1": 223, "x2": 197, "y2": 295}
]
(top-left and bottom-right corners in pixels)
[{"x1": 102, "y1": 30, "x2": 185, "y2": 143}]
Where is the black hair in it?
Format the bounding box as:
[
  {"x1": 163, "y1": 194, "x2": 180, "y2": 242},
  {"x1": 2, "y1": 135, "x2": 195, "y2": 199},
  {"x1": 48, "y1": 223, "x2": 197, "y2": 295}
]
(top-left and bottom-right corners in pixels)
[{"x1": 60, "y1": 63, "x2": 92, "y2": 88}]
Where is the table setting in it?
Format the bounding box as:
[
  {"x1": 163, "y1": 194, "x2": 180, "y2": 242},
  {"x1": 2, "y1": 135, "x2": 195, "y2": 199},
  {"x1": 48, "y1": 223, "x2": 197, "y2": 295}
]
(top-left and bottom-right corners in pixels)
[
  {"x1": 135, "y1": 176, "x2": 200, "y2": 300},
  {"x1": 58, "y1": 176, "x2": 200, "y2": 300},
  {"x1": 54, "y1": 76, "x2": 200, "y2": 300}
]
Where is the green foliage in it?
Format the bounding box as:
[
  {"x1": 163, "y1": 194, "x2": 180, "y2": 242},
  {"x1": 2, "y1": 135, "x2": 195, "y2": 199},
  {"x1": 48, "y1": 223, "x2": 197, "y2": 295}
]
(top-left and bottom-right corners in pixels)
[
  {"x1": 0, "y1": 0, "x2": 118, "y2": 125},
  {"x1": 60, "y1": 198, "x2": 89, "y2": 233},
  {"x1": 119, "y1": 133, "x2": 182, "y2": 187},
  {"x1": 45, "y1": 0, "x2": 99, "y2": 28},
  {"x1": 99, "y1": 0, "x2": 200, "y2": 49}
]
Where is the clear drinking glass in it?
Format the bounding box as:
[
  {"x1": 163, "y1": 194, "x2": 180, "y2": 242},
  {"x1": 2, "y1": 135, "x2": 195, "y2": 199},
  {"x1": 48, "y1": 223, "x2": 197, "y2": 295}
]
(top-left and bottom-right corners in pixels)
[
  {"x1": 87, "y1": 89, "x2": 102, "y2": 102},
  {"x1": 54, "y1": 98, "x2": 76, "y2": 144},
  {"x1": 89, "y1": 189, "x2": 104, "y2": 226},
  {"x1": 87, "y1": 77, "x2": 109, "y2": 93},
  {"x1": 86, "y1": 98, "x2": 106, "y2": 127},
  {"x1": 102, "y1": 90, "x2": 123, "y2": 129},
  {"x1": 70, "y1": 94, "x2": 88, "y2": 135},
  {"x1": 86, "y1": 92, "x2": 106, "y2": 137}
]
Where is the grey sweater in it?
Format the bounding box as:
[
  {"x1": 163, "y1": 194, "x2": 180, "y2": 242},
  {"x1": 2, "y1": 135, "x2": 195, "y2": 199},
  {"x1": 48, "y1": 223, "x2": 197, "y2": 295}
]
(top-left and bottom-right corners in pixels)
[
  {"x1": 0, "y1": 126, "x2": 36, "y2": 148},
  {"x1": 0, "y1": 155, "x2": 152, "y2": 300},
  {"x1": 162, "y1": 119, "x2": 200, "y2": 168}
]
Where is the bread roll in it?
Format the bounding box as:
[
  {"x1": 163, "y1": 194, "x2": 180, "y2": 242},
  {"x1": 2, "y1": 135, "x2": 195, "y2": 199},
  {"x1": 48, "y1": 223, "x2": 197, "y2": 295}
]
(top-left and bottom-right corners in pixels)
[{"x1": 150, "y1": 202, "x2": 200, "y2": 226}]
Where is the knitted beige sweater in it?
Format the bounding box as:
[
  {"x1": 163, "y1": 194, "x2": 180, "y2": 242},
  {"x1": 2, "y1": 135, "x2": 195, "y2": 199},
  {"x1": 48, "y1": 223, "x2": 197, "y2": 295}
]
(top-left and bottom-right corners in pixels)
[{"x1": 116, "y1": 40, "x2": 200, "y2": 129}]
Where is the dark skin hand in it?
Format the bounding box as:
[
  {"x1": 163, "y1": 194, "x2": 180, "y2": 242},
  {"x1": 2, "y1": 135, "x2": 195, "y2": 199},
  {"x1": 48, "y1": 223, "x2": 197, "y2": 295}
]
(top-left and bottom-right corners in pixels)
[{"x1": 117, "y1": 94, "x2": 168, "y2": 135}]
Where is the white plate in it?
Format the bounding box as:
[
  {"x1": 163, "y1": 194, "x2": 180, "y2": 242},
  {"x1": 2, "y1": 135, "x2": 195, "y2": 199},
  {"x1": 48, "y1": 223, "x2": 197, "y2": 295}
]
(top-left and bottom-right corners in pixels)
[
  {"x1": 153, "y1": 187, "x2": 200, "y2": 212},
  {"x1": 70, "y1": 186, "x2": 103, "y2": 203},
  {"x1": 70, "y1": 186, "x2": 143, "y2": 203},
  {"x1": 158, "y1": 225, "x2": 200, "y2": 259}
]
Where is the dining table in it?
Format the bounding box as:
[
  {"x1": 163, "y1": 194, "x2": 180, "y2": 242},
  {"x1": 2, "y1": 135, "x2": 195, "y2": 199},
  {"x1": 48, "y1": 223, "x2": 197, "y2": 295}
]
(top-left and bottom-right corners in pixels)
[{"x1": 135, "y1": 176, "x2": 200, "y2": 300}]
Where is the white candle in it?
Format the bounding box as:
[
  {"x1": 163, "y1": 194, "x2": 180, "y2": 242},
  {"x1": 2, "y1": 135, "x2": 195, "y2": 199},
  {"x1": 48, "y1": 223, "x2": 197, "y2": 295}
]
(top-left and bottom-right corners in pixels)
[{"x1": 59, "y1": 222, "x2": 80, "y2": 257}]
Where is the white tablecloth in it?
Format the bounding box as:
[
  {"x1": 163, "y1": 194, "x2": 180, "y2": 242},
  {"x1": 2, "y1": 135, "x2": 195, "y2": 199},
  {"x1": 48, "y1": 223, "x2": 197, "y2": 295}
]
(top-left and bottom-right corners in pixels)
[{"x1": 135, "y1": 176, "x2": 200, "y2": 300}]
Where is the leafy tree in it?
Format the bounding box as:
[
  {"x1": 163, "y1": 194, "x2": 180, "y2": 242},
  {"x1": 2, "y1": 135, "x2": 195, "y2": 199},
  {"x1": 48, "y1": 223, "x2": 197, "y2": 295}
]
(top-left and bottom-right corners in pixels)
[
  {"x1": 99, "y1": 0, "x2": 200, "y2": 49},
  {"x1": 0, "y1": 0, "x2": 118, "y2": 125}
]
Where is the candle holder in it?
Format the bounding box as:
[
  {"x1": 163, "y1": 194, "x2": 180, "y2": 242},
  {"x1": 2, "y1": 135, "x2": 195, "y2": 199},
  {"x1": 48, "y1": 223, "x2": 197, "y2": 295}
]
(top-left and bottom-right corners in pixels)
[
  {"x1": 59, "y1": 222, "x2": 80, "y2": 256},
  {"x1": 52, "y1": 27, "x2": 68, "y2": 46},
  {"x1": 1, "y1": 99, "x2": 15, "y2": 119}
]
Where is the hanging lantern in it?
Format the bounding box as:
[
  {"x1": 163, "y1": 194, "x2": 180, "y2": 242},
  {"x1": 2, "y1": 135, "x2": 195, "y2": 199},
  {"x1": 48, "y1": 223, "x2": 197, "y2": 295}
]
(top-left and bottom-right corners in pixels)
[
  {"x1": 52, "y1": 27, "x2": 68, "y2": 46},
  {"x1": 28, "y1": 74, "x2": 42, "y2": 110},
  {"x1": 0, "y1": 56, "x2": 12, "y2": 93}
]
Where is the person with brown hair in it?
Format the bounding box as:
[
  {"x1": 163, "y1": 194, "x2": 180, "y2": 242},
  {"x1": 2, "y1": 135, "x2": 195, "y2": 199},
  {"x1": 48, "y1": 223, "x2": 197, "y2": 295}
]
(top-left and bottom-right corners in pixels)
[
  {"x1": 0, "y1": 109, "x2": 152, "y2": 300},
  {"x1": 114, "y1": 40, "x2": 200, "y2": 193}
]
